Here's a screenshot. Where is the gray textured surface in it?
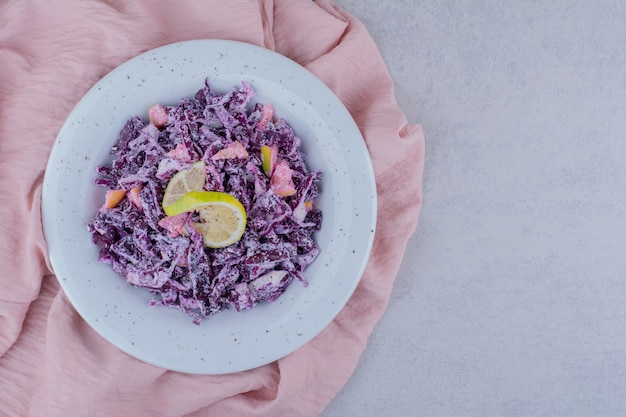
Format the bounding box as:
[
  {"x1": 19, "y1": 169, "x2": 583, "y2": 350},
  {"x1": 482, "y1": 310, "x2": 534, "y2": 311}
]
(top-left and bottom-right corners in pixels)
[{"x1": 322, "y1": 1, "x2": 626, "y2": 416}]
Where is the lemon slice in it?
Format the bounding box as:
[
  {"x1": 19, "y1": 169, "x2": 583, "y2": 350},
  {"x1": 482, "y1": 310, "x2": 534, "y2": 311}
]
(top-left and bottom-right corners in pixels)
[
  {"x1": 164, "y1": 190, "x2": 247, "y2": 248},
  {"x1": 162, "y1": 161, "x2": 206, "y2": 208}
]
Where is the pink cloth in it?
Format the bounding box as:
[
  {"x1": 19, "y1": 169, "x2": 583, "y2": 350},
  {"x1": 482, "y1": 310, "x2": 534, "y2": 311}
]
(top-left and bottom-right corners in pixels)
[{"x1": 0, "y1": 0, "x2": 424, "y2": 416}]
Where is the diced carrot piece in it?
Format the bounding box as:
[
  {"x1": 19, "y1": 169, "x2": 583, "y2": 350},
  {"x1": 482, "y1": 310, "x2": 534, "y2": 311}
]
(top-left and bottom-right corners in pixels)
[
  {"x1": 270, "y1": 160, "x2": 296, "y2": 197},
  {"x1": 166, "y1": 143, "x2": 193, "y2": 162},
  {"x1": 158, "y1": 213, "x2": 187, "y2": 238},
  {"x1": 148, "y1": 104, "x2": 168, "y2": 128},
  {"x1": 128, "y1": 186, "x2": 143, "y2": 208},
  {"x1": 211, "y1": 141, "x2": 249, "y2": 160},
  {"x1": 256, "y1": 104, "x2": 274, "y2": 130},
  {"x1": 104, "y1": 189, "x2": 126, "y2": 209}
]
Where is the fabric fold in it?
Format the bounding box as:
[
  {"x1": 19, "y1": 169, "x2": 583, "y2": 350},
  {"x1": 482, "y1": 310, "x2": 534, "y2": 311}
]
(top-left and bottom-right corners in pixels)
[
  {"x1": 273, "y1": 0, "x2": 348, "y2": 66},
  {"x1": 0, "y1": 0, "x2": 424, "y2": 416}
]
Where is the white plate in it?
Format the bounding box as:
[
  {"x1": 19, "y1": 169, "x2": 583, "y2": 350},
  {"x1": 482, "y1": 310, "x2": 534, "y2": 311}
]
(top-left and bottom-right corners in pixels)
[{"x1": 42, "y1": 39, "x2": 376, "y2": 374}]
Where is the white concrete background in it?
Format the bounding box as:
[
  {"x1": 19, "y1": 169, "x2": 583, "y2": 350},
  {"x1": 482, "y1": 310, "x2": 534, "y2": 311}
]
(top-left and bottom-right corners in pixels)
[{"x1": 322, "y1": 1, "x2": 626, "y2": 416}]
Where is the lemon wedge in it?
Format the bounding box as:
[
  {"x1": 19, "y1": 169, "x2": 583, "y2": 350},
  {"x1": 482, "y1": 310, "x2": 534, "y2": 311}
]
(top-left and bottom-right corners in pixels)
[
  {"x1": 163, "y1": 190, "x2": 247, "y2": 248},
  {"x1": 162, "y1": 161, "x2": 206, "y2": 208},
  {"x1": 260, "y1": 144, "x2": 277, "y2": 176}
]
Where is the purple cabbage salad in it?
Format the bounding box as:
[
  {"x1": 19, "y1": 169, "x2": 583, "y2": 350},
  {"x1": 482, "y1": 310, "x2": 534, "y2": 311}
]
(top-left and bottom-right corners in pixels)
[{"x1": 87, "y1": 79, "x2": 322, "y2": 324}]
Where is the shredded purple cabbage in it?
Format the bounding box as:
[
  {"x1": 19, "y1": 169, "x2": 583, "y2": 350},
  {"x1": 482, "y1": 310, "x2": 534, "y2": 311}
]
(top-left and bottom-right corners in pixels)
[{"x1": 87, "y1": 79, "x2": 322, "y2": 324}]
